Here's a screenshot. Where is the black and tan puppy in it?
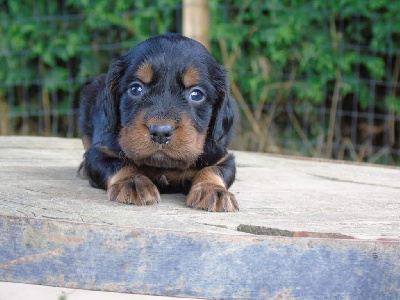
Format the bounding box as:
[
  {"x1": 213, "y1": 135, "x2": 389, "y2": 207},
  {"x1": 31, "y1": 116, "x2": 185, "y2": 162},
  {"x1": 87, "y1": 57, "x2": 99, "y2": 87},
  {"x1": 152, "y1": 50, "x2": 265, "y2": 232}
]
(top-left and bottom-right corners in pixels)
[{"x1": 78, "y1": 33, "x2": 238, "y2": 212}]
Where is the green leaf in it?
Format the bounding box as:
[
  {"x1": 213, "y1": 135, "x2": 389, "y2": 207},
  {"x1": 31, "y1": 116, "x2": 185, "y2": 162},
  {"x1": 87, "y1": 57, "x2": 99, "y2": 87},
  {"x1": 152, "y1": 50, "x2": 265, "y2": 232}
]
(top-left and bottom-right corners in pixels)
[
  {"x1": 385, "y1": 96, "x2": 400, "y2": 114},
  {"x1": 364, "y1": 57, "x2": 385, "y2": 79},
  {"x1": 42, "y1": 68, "x2": 68, "y2": 91},
  {"x1": 358, "y1": 84, "x2": 374, "y2": 109},
  {"x1": 295, "y1": 81, "x2": 325, "y2": 103}
]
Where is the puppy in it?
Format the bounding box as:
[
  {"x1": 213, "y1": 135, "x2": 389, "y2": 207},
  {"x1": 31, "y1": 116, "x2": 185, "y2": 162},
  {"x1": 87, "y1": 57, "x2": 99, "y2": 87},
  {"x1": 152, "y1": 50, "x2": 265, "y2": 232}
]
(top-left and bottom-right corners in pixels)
[{"x1": 78, "y1": 33, "x2": 238, "y2": 212}]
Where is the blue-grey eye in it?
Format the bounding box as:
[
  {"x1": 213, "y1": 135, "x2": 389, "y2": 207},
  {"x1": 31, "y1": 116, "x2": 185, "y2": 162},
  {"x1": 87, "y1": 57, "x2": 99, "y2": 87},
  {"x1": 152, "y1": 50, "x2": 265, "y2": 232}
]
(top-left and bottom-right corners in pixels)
[
  {"x1": 129, "y1": 83, "x2": 143, "y2": 96},
  {"x1": 189, "y1": 89, "x2": 205, "y2": 102}
]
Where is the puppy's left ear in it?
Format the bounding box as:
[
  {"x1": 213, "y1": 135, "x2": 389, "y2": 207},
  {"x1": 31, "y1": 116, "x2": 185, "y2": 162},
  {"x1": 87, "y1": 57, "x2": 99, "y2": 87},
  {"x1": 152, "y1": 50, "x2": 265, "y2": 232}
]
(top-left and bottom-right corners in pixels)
[
  {"x1": 103, "y1": 57, "x2": 127, "y2": 131},
  {"x1": 209, "y1": 66, "x2": 236, "y2": 147}
]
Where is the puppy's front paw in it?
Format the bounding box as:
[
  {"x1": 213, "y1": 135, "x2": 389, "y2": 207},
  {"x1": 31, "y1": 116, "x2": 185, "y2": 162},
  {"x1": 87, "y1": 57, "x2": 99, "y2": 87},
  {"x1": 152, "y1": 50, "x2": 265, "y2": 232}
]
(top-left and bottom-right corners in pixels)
[
  {"x1": 108, "y1": 175, "x2": 160, "y2": 205},
  {"x1": 187, "y1": 183, "x2": 239, "y2": 212}
]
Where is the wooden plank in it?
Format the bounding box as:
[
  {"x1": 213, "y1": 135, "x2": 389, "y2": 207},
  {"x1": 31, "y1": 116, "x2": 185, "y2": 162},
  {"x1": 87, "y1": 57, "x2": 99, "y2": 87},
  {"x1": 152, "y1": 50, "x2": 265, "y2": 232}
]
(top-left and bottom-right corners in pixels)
[
  {"x1": 1, "y1": 215, "x2": 399, "y2": 299},
  {"x1": 0, "y1": 136, "x2": 399, "y2": 239},
  {"x1": 0, "y1": 136, "x2": 400, "y2": 298}
]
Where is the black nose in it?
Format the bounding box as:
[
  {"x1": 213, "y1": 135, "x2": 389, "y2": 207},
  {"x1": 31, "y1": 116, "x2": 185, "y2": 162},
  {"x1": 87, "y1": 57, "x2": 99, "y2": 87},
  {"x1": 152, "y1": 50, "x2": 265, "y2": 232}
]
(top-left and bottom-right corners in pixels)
[{"x1": 149, "y1": 124, "x2": 174, "y2": 144}]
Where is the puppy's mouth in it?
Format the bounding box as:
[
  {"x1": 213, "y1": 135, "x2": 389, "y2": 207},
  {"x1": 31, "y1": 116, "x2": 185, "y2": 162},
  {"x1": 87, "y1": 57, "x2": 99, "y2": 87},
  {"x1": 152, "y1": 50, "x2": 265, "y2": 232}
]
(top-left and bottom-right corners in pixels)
[
  {"x1": 130, "y1": 150, "x2": 190, "y2": 169},
  {"x1": 122, "y1": 145, "x2": 198, "y2": 169},
  {"x1": 119, "y1": 113, "x2": 206, "y2": 169}
]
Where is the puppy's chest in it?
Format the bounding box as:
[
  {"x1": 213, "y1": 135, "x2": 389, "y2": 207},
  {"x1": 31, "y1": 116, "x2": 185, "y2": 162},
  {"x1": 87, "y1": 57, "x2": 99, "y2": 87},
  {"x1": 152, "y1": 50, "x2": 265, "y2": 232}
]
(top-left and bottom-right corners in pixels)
[{"x1": 142, "y1": 167, "x2": 197, "y2": 188}]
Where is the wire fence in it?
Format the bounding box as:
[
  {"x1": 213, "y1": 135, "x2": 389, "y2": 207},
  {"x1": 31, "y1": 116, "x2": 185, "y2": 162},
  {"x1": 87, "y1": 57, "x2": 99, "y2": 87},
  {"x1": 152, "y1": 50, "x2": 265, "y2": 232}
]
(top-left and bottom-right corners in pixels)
[{"x1": 1, "y1": 1, "x2": 399, "y2": 165}]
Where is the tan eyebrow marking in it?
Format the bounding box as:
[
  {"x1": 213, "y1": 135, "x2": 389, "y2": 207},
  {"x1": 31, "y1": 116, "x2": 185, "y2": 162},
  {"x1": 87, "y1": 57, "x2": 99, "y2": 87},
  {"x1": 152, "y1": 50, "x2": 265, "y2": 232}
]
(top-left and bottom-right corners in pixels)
[
  {"x1": 136, "y1": 62, "x2": 153, "y2": 84},
  {"x1": 182, "y1": 67, "x2": 200, "y2": 88}
]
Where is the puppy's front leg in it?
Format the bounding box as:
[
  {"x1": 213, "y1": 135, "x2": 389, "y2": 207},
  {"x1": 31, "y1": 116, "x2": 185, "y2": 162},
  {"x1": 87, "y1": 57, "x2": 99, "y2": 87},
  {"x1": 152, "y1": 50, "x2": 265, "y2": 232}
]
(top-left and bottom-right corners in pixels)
[
  {"x1": 187, "y1": 154, "x2": 238, "y2": 212},
  {"x1": 107, "y1": 165, "x2": 160, "y2": 205},
  {"x1": 84, "y1": 147, "x2": 160, "y2": 205}
]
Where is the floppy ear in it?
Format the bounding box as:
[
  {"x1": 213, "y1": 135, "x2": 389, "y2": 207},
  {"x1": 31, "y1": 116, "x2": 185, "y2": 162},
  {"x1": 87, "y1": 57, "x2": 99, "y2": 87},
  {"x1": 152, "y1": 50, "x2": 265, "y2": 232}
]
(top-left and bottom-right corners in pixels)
[
  {"x1": 208, "y1": 66, "x2": 236, "y2": 147},
  {"x1": 103, "y1": 57, "x2": 127, "y2": 131}
]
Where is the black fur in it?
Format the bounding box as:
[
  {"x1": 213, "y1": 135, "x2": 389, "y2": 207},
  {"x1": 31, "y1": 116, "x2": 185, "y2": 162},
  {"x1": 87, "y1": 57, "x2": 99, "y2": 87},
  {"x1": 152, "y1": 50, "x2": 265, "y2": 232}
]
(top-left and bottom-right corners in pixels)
[{"x1": 79, "y1": 33, "x2": 237, "y2": 210}]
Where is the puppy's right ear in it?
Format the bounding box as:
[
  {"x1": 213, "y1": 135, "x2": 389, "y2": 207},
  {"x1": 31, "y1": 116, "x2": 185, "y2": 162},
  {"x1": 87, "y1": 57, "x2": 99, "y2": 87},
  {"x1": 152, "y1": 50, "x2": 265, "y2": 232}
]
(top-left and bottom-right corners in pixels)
[
  {"x1": 104, "y1": 57, "x2": 126, "y2": 131},
  {"x1": 107, "y1": 58, "x2": 126, "y2": 101}
]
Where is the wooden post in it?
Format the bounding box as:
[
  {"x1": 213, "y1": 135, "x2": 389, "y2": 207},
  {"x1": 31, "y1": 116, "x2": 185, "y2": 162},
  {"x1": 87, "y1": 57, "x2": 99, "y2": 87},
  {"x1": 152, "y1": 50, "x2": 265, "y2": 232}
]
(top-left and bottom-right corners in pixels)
[{"x1": 182, "y1": 0, "x2": 210, "y2": 50}]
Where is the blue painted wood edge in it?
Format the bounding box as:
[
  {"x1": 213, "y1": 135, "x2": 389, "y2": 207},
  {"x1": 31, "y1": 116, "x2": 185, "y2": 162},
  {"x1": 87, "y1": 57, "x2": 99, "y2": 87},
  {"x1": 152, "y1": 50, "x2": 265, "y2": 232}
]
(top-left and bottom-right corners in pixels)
[{"x1": 0, "y1": 215, "x2": 399, "y2": 299}]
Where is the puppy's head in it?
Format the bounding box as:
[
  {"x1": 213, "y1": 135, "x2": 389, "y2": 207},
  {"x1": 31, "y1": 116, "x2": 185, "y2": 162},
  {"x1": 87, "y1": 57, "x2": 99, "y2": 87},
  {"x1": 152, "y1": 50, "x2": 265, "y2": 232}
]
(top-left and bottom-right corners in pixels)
[{"x1": 106, "y1": 33, "x2": 234, "y2": 169}]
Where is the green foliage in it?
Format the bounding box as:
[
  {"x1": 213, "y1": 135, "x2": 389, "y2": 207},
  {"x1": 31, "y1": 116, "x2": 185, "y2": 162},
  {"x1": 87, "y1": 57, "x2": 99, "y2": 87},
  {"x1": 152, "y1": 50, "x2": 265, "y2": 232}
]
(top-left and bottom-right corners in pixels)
[
  {"x1": 210, "y1": 0, "x2": 400, "y2": 108},
  {"x1": 0, "y1": 0, "x2": 179, "y2": 93},
  {"x1": 385, "y1": 96, "x2": 400, "y2": 114},
  {"x1": 1, "y1": 0, "x2": 398, "y2": 110}
]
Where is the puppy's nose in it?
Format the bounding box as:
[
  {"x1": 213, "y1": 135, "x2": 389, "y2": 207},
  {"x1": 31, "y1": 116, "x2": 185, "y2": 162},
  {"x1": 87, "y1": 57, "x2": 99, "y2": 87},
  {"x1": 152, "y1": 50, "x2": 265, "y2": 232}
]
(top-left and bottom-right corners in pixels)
[{"x1": 149, "y1": 124, "x2": 174, "y2": 144}]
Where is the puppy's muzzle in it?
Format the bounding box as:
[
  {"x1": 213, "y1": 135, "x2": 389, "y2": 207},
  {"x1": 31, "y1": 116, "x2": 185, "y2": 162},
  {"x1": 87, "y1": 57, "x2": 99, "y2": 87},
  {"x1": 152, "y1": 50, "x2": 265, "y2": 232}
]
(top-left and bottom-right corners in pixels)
[{"x1": 149, "y1": 124, "x2": 174, "y2": 144}]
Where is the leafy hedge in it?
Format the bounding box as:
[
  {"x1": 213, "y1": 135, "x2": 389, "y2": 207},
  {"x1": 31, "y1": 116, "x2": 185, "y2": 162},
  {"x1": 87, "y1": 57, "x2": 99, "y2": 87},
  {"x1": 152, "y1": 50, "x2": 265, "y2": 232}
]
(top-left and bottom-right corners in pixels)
[
  {"x1": 0, "y1": 0, "x2": 179, "y2": 92},
  {"x1": 211, "y1": 0, "x2": 400, "y2": 110}
]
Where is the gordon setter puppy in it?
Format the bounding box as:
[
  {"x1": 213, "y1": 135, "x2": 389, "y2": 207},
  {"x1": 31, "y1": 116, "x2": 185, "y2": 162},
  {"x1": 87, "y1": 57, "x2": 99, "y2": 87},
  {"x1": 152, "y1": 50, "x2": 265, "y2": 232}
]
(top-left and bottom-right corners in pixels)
[{"x1": 78, "y1": 33, "x2": 238, "y2": 212}]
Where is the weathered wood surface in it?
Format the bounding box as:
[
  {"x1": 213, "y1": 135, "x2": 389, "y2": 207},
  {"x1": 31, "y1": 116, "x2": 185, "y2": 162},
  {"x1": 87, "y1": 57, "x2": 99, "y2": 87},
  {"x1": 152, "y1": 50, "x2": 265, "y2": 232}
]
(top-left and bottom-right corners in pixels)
[
  {"x1": 1, "y1": 136, "x2": 399, "y2": 239},
  {"x1": 0, "y1": 136, "x2": 399, "y2": 299}
]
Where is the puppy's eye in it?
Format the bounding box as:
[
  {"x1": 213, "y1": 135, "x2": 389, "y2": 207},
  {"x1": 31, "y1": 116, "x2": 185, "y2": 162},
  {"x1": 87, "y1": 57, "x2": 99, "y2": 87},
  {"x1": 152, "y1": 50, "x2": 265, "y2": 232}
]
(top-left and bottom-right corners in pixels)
[
  {"x1": 129, "y1": 83, "x2": 143, "y2": 96},
  {"x1": 189, "y1": 89, "x2": 205, "y2": 102}
]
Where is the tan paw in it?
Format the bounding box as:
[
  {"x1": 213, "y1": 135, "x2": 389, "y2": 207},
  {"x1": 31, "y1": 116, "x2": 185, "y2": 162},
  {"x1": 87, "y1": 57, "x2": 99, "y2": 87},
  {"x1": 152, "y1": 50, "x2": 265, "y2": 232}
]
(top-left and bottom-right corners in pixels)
[
  {"x1": 187, "y1": 183, "x2": 239, "y2": 212},
  {"x1": 108, "y1": 175, "x2": 160, "y2": 205}
]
